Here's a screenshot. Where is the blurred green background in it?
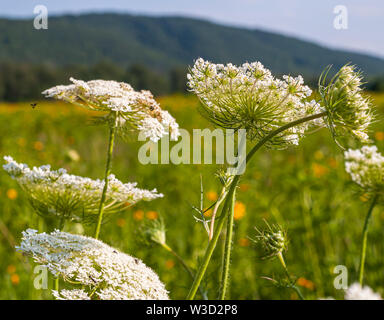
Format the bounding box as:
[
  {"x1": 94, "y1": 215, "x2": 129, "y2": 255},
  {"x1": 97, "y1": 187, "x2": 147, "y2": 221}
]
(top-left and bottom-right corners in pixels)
[{"x1": 1, "y1": 92, "x2": 384, "y2": 300}]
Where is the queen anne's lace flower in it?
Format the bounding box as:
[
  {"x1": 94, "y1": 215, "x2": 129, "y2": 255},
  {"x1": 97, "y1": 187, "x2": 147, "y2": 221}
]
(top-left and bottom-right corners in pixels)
[
  {"x1": 53, "y1": 289, "x2": 91, "y2": 300},
  {"x1": 319, "y1": 65, "x2": 373, "y2": 144},
  {"x1": 42, "y1": 78, "x2": 180, "y2": 142},
  {"x1": 187, "y1": 58, "x2": 325, "y2": 147},
  {"x1": 319, "y1": 283, "x2": 382, "y2": 300},
  {"x1": 17, "y1": 229, "x2": 169, "y2": 300},
  {"x1": 345, "y1": 283, "x2": 382, "y2": 300},
  {"x1": 344, "y1": 146, "x2": 384, "y2": 193},
  {"x1": 3, "y1": 156, "x2": 163, "y2": 222}
]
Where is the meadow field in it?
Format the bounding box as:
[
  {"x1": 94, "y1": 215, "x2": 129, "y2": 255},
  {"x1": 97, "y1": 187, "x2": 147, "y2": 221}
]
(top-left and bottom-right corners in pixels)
[{"x1": 1, "y1": 92, "x2": 384, "y2": 300}]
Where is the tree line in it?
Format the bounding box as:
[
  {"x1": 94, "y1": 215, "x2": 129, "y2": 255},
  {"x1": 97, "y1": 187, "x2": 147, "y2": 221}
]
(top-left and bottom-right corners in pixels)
[
  {"x1": 0, "y1": 61, "x2": 188, "y2": 102},
  {"x1": 0, "y1": 60, "x2": 383, "y2": 102}
]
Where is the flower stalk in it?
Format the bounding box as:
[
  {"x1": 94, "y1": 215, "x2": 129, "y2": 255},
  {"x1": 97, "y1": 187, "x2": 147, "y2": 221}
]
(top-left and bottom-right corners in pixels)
[
  {"x1": 94, "y1": 117, "x2": 117, "y2": 239},
  {"x1": 219, "y1": 188, "x2": 236, "y2": 299},
  {"x1": 359, "y1": 194, "x2": 379, "y2": 285},
  {"x1": 187, "y1": 111, "x2": 327, "y2": 300}
]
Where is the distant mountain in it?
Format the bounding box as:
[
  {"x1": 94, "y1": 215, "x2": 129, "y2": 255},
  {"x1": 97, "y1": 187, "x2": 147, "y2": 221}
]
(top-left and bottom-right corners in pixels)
[{"x1": 0, "y1": 13, "x2": 383, "y2": 78}]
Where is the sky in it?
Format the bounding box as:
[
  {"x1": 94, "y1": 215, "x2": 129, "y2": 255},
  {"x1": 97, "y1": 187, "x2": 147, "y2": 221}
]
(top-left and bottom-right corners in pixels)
[{"x1": 1, "y1": 0, "x2": 383, "y2": 58}]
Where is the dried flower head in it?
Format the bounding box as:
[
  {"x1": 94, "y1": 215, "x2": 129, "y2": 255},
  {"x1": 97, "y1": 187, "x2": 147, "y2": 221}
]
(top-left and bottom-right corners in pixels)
[
  {"x1": 319, "y1": 65, "x2": 374, "y2": 146},
  {"x1": 187, "y1": 58, "x2": 324, "y2": 147},
  {"x1": 17, "y1": 229, "x2": 169, "y2": 300},
  {"x1": 253, "y1": 220, "x2": 288, "y2": 259},
  {"x1": 42, "y1": 78, "x2": 180, "y2": 142},
  {"x1": 3, "y1": 156, "x2": 163, "y2": 223},
  {"x1": 344, "y1": 146, "x2": 384, "y2": 195}
]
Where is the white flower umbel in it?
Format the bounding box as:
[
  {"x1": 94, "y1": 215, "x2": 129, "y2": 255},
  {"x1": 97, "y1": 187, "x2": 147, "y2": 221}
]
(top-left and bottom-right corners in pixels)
[
  {"x1": 3, "y1": 156, "x2": 163, "y2": 223},
  {"x1": 52, "y1": 289, "x2": 91, "y2": 300},
  {"x1": 345, "y1": 283, "x2": 382, "y2": 300},
  {"x1": 187, "y1": 58, "x2": 325, "y2": 147},
  {"x1": 319, "y1": 65, "x2": 373, "y2": 145},
  {"x1": 17, "y1": 229, "x2": 169, "y2": 300},
  {"x1": 344, "y1": 146, "x2": 384, "y2": 193},
  {"x1": 42, "y1": 78, "x2": 180, "y2": 142}
]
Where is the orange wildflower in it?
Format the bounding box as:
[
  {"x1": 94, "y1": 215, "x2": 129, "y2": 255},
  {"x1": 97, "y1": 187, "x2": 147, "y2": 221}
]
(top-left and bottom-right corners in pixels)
[
  {"x1": 7, "y1": 265, "x2": 16, "y2": 274},
  {"x1": 6, "y1": 189, "x2": 18, "y2": 200},
  {"x1": 116, "y1": 218, "x2": 126, "y2": 228},
  {"x1": 133, "y1": 210, "x2": 144, "y2": 221},
  {"x1": 297, "y1": 277, "x2": 315, "y2": 290},
  {"x1": 312, "y1": 163, "x2": 329, "y2": 178},
  {"x1": 10, "y1": 274, "x2": 20, "y2": 285},
  {"x1": 206, "y1": 191, "x2": 218, "y2": 201},
  {"x1": 165, "y1": 259, "x2": 175, "y2": 269},
  {"x1": 375, "y1": 132, "x2": 384, "y2": 141},
  {"x1": 239, "y1": 183, "x2": 250, "y2": 192},
  {"x1": 238, "y1": 238, "x2": 250, "y2": 247},
  {"x1": 33, "y1": 141, "x2": 44, "y2": 151},
  {"x1": 146, "y1": 211, "x2": 158, "y2": 220},
  {"x1": 328, "y1": 158, "x2": 338, "y2": 169},
  {"x1": 234, "y1": 201, "x2": 246, "y2": 220}
]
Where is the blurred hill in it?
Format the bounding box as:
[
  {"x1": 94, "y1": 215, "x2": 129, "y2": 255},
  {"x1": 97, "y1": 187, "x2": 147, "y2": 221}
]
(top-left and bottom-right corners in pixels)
[{"x1": 0, "y1": 13, "x2": 384, "y2": 101}]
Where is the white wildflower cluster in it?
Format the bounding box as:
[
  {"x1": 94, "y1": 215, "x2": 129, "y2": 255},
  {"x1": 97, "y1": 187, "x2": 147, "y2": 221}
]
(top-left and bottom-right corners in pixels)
[
  {"x1": 17, "y1": 229, "x2": 169, "y2": 300},
  {"x1": 344, "y1": 146, "x2": 384, "y2": 193},
  {"x1": 320, "y1": 65, "x2": 373, "y2": 144},
  {"x1": 187, "y1": 58, "x2": 324, "y2": 146},
  {"x1": 3, "y1": 156, "x2": 163, "y2": 222},
  {"x1": 320, "y1": 283, "x2": 382, "y2": 300},
  {"x1": 345, "y1": 283, "x2": 382, "y2": 300},
  {"x1": 42, "y1": 78, "x2": 180, "y2": 142}
]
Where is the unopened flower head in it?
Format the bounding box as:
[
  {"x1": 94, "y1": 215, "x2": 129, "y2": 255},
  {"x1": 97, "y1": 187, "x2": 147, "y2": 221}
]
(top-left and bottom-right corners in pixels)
[
  {"x1": 187, "y1": 58, "x2": 324, "y2": 147},
  {"x1": 216, "y1": 168, "x2": 235, "y2": 188},
  {"x1": 17, "y1": 229, "x2": 169, "y2": 300},
  {"x1": 3, "y1": 156, "x2": 163, "y2": 222},
  {"x1": 319, "y1": 65, "x2": 373, "y2": 145},
  {"x1": 253, "y1": 221, "x2": 288, "y2": 259},
  {"x1": 345, "y1": 283, "x2": 382, "y2": 300},
  {"x1": 42, "y1": 78, "x2": 180, "y2": 142},
  {"x1": 344, "y1": 146, "x2": 384, "y2": 194},
  {"x1": 141, "y1": 217, "x2": 167, "y2": 247}
]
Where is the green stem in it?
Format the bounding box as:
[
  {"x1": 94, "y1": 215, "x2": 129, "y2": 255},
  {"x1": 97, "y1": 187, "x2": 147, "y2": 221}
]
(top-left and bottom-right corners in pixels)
[
  {"x1": 219, "y1": 188, "x2": 236, "y2": 299},
  {"x1": 277, "y1": 252, "x2": 305, "y2": 300},
  {"x1": 162, "y1": 243, "x2": 195, "y2": 279},
  {"x1": 162, "y1": 243, "x2": 208, "y2": 300},
  {"x1": 358, "y1": 194, "x2": 379, "y2": 285},
  {"x1": 186, "y1": 111, "x2": 327, "y2": 300},
  {"x1": 54, "y1": 277, "x2": 59, "y2": 292},
  {"x1": 94, "y1": 119, "x2": 117, "y2": 239}
]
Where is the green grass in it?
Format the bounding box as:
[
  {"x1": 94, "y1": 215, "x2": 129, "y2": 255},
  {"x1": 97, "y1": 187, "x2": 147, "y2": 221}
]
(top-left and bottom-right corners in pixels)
[{"x1": 1, "y1": 93, "x2": 384, "y2": 300}]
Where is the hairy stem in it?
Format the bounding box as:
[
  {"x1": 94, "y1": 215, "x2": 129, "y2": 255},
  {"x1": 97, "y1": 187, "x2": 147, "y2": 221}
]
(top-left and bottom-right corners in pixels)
[
  {"x1": 186, "y1": 111, "x2": 326, "y2": 300},
  {"x1": 359, "y1": 194, "x2": 379, "y2": 285},
  {"x1": 219, "y1": 189, "x2": 236, "y2": 299},
  {"x1": 94, "y1": 118, "x2": 117, "y2": 239},
  {"x1": 209, "y1": 187, "x2": 228, "y2": 240}
]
